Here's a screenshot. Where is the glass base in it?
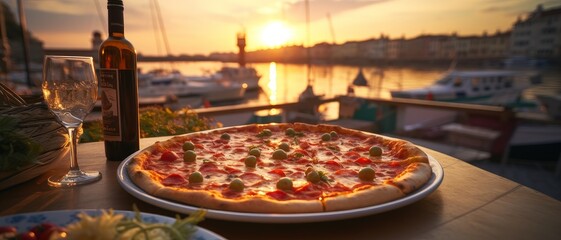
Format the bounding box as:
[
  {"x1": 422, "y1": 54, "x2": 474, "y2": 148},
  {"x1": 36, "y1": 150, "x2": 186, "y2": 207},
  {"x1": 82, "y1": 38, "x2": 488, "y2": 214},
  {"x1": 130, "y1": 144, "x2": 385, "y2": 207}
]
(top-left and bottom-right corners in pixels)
[{"x1": 48, "y1": 169, "x2": 102, "y2": 187}]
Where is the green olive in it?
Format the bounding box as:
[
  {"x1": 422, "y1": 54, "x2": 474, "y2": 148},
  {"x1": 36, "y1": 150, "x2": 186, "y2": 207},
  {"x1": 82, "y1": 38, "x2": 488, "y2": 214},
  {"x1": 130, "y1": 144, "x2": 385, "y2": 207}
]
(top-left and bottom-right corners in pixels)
[
  {"x1": 329, "y1": 131, "x2": 338, "y2": 139},
  {"x1": 285, "y1": 128, "x2": 296, "y2": 136},
  {"x1": 221, "y1": 133, "x2": 231, "y2": 140},
  {"x1": 321, "y1": 133, "x2": 331, "y2": 141},
  {"x1": 182, "y1": 141, "x2": 195, "y2": 151},
  {"x1": 183, "y1": 150, "x2": 196, "y2": 162},
  {"x1": 258, "y1": 129, "x2": 272, "y2": 137},
  {"x1": 272, "y1": 149, "x2": 288, "y2": 160},
  {"x1": 278, "y1": 142, "x2": 290, "y2": 152},
  {"x1": 276, "y1": 177, "x2": 293, "y2": 191},
  {"x1": 306, "y1": 170, "x2": 321, "y2": 183},
  {"x1": 249, "y1": 148, "x2": 261, "y2": 158},
  {"x1": 229, "y1": 178, "x2": 245, "y2": 192},
  {"x1": 244, "y1": 155, "x2": 257, "y2": 167},
  {"x1": 369, "y1": 146, "x2": 383, "y2": 157},
  {"x1": 359, "y1": 167, "x2": 376, "y2": 181},
  {"x1": 188, "y1": 171, "x2": 203, "y2": 183}
]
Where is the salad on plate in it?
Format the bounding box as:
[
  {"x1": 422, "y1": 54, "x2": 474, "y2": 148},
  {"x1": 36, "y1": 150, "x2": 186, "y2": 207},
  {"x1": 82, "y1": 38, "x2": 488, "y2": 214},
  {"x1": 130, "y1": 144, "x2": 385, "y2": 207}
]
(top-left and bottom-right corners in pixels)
[{"x1": 0, "y1": 208, "x2": 213, "y2": 240}]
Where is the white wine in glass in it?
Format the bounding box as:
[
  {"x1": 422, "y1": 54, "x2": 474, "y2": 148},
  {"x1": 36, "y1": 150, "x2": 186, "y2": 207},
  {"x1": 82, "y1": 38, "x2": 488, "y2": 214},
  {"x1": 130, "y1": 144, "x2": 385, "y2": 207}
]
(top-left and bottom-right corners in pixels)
[{"x1": 42, "y1": 55, "x2": 101, "y2": 187}]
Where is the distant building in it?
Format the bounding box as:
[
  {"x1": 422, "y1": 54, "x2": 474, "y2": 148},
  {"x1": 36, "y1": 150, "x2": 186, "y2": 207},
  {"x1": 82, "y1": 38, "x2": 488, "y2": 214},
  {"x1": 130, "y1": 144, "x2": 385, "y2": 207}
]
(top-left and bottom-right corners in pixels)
[
  {"x1": 386, "y1": 37, "x2": 404, "y2": 61},
  {"x1": 359, "y1": 34, "x2": 389, "y2": 61},
  {"x1": 331, "y1": 41, "x2": 360, "y2": 61},
  {"x1": 310, "y1": 42, "x2": 332, "y2": 62},
  {"x1": 456, "y1": 31, "x2": 510, "y2": 60},
  {"x1": 510, "y1": 4, "x2": 561, "y2": 59},
  {"x1": 399, "y1": 35, "x2": 453, "y2": 62}
]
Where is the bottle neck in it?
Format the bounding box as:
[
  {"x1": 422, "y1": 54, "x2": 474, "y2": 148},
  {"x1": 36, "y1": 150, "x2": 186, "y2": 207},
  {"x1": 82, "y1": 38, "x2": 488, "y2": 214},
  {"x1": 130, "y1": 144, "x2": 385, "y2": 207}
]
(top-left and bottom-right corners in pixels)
[{"x1": 108, "y1": 6, "x2": 124, "y2": 37}]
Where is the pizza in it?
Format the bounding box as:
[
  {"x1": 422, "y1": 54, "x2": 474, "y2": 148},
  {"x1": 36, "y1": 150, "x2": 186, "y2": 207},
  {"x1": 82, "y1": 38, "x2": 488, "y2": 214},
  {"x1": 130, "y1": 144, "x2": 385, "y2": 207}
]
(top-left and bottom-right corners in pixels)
[{"x1": 127, "y1": 123, "x2": 432, "y2": 213}]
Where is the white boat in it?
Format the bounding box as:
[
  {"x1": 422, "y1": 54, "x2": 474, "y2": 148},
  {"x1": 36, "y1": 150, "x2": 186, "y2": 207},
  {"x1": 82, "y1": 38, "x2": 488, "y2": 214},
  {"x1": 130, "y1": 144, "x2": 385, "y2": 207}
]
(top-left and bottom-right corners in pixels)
[
  {"x1": 216, "y1": 66, "x2": 261, "y2": 90},
  {"x1": 138, "y1": 73, "x2": 246, "y2": 103},
  {"x1": 390, "y1": 70, "x2": 542, "y2": 106}
]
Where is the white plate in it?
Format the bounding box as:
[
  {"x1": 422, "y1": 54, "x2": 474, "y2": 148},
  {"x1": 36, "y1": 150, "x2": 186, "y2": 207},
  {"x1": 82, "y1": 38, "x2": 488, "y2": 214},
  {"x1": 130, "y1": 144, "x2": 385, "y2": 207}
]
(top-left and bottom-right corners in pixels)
[
  {"x1": 117, "y1": 149, "x2": 444, "y2": 223},
  {"x1": 0, "y1": 210, "x2": 225, "y2": 240}
]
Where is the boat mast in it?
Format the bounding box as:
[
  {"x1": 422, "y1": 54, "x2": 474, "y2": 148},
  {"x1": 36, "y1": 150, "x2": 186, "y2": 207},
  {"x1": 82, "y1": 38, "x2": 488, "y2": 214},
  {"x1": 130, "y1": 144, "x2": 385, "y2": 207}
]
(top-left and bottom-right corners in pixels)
[
  {"x1": 0, "y1": 3, "x2": 11, "y2": 82},
  {"x1": 93, "y1": 0, "x2": 106, "y2": 36},
  {"x1": 305, "y1": 0, "x2": 312, "y2": 87},
  {"x1": 16, "y1": 0, "x2": 32, "y2": 88},
  {"x1": 299, "y1": 0, "x2": 315, "y2": 100},
  {"x1": 151, "y1": 0, "x2": 174, "y2": 70},
  {"x1": 327, "y1": 13, "x2": 335, "y2": 44},
  {"x1": 152, "y1": 0, "x2": 171, "y2": 57}
]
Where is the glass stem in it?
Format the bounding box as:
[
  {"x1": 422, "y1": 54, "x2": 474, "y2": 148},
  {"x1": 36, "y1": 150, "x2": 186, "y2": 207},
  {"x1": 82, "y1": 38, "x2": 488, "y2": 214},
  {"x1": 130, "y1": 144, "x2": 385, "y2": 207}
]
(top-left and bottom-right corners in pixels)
[{"x1": 67, "y1": 126, "x2": 80, "y2": 172}]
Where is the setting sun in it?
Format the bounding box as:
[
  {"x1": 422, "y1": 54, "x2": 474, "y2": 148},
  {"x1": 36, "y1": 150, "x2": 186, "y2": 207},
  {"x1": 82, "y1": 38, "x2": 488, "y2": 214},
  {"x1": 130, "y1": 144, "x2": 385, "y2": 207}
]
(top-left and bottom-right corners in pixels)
[{"x1": 260, "y1": 21, "x2": 292, "y2": 48}]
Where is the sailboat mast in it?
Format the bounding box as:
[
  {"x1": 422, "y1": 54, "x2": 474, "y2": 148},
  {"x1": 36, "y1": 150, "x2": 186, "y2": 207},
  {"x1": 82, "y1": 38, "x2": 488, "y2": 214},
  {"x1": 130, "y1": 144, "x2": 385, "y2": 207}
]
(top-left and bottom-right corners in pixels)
[
  {"x1": 327, "y1": 13, "x2": 335, "y2": 44},
  {"x1": 305, "y1": 0, "x2": 312, "y2": 86},
  {"x1": 152, "y1": 0, "x2": 172, "y2": 57},
  {"x1": 16, "y1": 0, "x2": 32, "y2": 88},
  {"x1": 149, "y1": 0, "x2": 162, "y2": 56},
  {"x1": 150, "y1": 0, "x2": 175, "y2": 70},
  {"x1": 0, "y1": 3, "x2": 11, "y2": 80}
]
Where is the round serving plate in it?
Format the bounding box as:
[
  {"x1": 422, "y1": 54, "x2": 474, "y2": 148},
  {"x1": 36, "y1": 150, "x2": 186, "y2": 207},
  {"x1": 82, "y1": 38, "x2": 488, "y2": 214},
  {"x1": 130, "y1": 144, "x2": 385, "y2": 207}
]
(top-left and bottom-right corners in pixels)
[
  {"x1": 0, "y1": 209, "x2": 225, "y2": 240},
  {"x1": 117, "y1": 137, "x2": 444, "y2": 223}
]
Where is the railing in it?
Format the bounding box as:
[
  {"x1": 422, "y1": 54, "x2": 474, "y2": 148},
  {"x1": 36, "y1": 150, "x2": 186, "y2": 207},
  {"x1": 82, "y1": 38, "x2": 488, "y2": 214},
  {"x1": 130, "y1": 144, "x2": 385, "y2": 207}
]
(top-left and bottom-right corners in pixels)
[
  {"x1": 193, "y1": 98, "x2": 338, "y2": 118},
  {"x1": 193, "y1": 95, "x2": 518, "y2": 125}
]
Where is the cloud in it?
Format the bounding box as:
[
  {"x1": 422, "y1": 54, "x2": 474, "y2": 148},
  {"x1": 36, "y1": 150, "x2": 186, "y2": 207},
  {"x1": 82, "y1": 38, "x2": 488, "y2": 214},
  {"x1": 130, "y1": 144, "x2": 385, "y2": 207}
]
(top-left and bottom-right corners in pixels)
[
  {"x1": 20, "y1": 0, "x2": 99, "y2": 16},
  {"x1": 477, "y1": 0, "x2": 554, "y2": 17},
  {"x1": 202, "y1": 0, "x2": 388, "y2": 26},
  {"x1": 284, "y1": 0, "x2": 389, "y2": 23}
]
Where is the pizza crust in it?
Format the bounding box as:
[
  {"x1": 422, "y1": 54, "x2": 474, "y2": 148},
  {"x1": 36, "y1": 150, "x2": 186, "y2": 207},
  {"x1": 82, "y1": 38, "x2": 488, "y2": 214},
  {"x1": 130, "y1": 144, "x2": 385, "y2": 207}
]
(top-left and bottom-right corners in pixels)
[
  {"x1": 126, "y1": 123, "x2": 434, "y2": 213},
  {"x1": 387, "y1": 162, "x2": 432, "y2": 193},
  {"x1": 137, "y1": 182, "x2": 324, "y2": 213},
  {"x1": 128, "y1": 154, "x2": 164, "y2": 195}
]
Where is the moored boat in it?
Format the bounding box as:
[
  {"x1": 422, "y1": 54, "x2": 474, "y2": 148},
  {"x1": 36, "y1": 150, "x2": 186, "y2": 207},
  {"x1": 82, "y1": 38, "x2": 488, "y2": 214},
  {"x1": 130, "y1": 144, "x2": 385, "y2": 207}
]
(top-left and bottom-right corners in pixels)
[
  {"x1": 217, "y1": 66, "x2": 261, "y2": 90},
  {"x1": 390, "y1": 70, "x2": 542, "y2": 106},
  {"x1": 138, "y1": 73, "x2": 246, "y2": 103}
]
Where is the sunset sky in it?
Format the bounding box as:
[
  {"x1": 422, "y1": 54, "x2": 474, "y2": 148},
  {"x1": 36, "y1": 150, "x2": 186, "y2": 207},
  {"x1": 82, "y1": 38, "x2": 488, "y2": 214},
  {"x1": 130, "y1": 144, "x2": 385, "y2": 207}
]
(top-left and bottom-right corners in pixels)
[{"x1": 4, "y1": 0, "x2": 559, "y2": 56}]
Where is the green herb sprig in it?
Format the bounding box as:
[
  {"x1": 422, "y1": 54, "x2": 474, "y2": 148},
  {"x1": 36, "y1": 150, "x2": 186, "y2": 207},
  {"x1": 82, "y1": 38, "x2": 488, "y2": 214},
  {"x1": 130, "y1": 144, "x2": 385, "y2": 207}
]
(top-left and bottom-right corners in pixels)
[
  {"x1": 0, "y1": 116, "x2": 42, "y2": 171},
  {"x1": 115, "y1": 205, "x2": 206, "y2": 240}
]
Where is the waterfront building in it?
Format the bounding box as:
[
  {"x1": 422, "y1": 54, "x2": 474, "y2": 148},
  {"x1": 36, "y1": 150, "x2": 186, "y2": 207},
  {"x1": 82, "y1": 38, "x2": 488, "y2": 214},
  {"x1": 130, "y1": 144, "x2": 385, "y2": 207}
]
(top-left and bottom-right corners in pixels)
[
  {"x1": 510, "y1": 4, "x2": 561, "y2": 59},
  {"x1": 399, "y1": 35, "x2": 453, "y2": 62},
  {"x1": 456, "y1": 31, "x2": 510, "y2": 61},
  {"x1": 310, "y1": 42, "x2": 332, "y2": 62},
  {"x1": 331, "y1": 41, "x2": 360, "y2": 62},
  {"x1": 386, "y1": 37, "x2": 404, "y2": 61},
  {"x1": 359, "y1": 34, "x2": 389, "y2": 61},
  {"x1": 429, "y1": 35, "x2": 456, "y2": 61}
]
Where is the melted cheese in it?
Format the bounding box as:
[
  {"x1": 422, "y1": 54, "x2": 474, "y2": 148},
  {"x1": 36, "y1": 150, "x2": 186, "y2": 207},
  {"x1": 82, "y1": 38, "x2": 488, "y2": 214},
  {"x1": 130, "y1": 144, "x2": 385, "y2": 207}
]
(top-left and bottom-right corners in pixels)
[{"x1": 146, "y1": 126, "x2": 408, "y2": 200}]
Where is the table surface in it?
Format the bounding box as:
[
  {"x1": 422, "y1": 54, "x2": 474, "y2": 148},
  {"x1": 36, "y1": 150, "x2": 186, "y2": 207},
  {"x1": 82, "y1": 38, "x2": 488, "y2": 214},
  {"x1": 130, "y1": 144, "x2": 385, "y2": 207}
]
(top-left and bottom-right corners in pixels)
[{"x1": 1, "y1": 136, "x2": 561, "y2": 240}]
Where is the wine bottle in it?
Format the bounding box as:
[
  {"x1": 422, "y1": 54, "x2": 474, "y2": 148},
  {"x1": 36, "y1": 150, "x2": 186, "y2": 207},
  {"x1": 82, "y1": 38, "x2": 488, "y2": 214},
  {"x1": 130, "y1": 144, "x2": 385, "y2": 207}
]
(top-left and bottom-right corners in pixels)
[{"x1": 98, "y1": 0, "x2": 140, "y2": 161}]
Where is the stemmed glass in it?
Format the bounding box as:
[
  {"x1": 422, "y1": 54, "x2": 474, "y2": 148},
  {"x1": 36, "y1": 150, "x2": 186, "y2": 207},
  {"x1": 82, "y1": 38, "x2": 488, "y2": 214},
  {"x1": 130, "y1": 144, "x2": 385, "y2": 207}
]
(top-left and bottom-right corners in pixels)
[{"x1": 42, "y1": 56, "x2": 101, "y2": 187}]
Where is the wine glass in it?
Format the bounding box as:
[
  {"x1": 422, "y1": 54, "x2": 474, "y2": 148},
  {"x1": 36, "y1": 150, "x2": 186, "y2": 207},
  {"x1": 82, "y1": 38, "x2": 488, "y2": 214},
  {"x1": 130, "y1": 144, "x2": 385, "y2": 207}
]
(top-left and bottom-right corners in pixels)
[{"x1": 42, "y1": 55, "x2": 101, "y2": 187}]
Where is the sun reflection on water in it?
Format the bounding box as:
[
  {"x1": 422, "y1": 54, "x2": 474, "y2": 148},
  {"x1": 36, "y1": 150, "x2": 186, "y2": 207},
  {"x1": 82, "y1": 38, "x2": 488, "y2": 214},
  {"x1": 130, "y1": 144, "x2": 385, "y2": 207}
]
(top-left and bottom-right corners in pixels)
[{"x1": 267, "y1": 62, "x2": 281, "y2": 115}]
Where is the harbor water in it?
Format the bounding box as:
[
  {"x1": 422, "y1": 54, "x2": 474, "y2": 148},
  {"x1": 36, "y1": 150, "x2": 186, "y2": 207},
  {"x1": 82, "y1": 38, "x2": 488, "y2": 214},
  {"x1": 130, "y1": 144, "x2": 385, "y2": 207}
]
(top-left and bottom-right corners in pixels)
[{"x1": 138, "y1": 61, "x2": 561, "y2": 115}]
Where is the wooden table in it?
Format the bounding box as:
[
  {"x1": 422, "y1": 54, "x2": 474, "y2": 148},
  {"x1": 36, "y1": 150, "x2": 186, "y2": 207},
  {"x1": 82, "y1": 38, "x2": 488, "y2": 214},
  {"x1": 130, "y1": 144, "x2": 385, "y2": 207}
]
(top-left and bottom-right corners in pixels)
[{"x1": 1, "y1": 136, "x2": 561, "y2": 239}]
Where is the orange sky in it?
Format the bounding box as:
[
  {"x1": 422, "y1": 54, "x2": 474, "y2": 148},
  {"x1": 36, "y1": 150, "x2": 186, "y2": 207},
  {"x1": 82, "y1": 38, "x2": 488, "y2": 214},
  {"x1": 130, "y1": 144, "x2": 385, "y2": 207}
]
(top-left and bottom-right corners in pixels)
[{"x1": 5, "y1": 0, "x2": 557, "y2": 56}]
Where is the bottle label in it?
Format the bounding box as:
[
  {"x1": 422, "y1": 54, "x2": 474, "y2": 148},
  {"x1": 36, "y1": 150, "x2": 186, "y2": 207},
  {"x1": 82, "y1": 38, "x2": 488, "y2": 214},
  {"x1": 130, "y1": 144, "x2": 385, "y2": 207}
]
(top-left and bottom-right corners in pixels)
[{"x1": 99, "y1": 69, "x2": 122, "y2": 141}]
